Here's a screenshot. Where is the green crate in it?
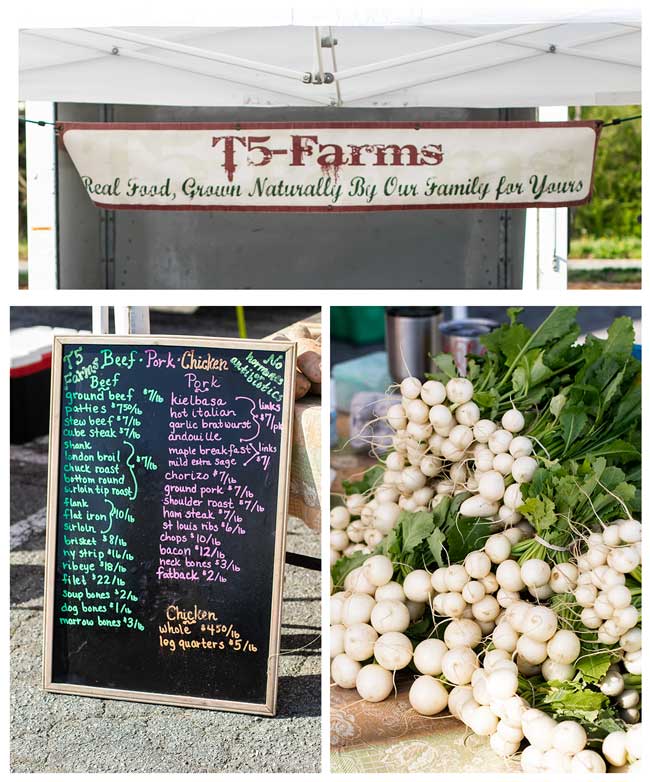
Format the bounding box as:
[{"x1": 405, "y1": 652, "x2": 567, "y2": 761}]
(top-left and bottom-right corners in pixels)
[{"x1": 331, "y1": 306, "x2": 385, "y2": 345}]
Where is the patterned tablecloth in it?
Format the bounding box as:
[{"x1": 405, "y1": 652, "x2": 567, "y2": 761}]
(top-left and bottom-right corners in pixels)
[{"x1": 331, "y1": 680, "x2": 518, "y2": 774}]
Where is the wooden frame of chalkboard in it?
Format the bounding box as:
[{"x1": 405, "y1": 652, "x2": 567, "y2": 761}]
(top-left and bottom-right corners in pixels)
[{"x1": 43, "y1": 334, "x2": 296, "y2": 715}]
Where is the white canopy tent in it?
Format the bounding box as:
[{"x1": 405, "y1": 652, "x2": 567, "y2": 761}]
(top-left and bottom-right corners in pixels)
[
  {"x1": 19, "y1": 8, "x2": 641, "y2": 289},
  {"x1": 20, "y1": 22, "x2": 640, "y2": 107}
]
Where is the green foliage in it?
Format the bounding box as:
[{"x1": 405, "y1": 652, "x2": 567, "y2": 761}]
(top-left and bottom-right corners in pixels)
[
  {"x1": 569, "y1": 106, "x2": 641, "y2": 240},
  {"x1": 569, "y1": 235, "x2": 641, "y2": 259},
  {"x1": 575, "y1": 652, "x2": 619, "y2": 684},
  {"x1": 330, "y1": 550, "x2": 369, "y2": 589},
  {"x1": 515, "y1": 457, "x2": 637, "y2": 562},
  {"x1": 342, "y1": 464, "x2": 384, "y2": 497},
  {"x1": 519, "y1": 674, "x2": 626, "y2": 740},
  {"x1": 568, "y1": 268, "x2": 641, "y2": 287},
  {"x1": 18, "y1": 107, "x2": 27, "y2": 242}
]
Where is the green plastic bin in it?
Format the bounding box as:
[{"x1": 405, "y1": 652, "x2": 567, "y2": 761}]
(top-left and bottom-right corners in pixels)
[{"x1": 331, "y1": 306, "x2": 385, "y2": 345}]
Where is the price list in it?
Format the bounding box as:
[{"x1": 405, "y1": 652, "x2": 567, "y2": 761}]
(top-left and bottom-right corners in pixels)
[{"x1": 46, "y1": 338, "x2": 293, "y2": 711}]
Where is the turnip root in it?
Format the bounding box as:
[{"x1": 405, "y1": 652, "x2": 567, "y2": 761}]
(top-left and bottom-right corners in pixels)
[
  {"x1": 413, "y1": 638, "x2": 448, "y2": 676},
  {"x1": 546, "y1": 630, "x2": 581, "y2": 664},
  {"x1": 362, "y1": 555, "x2": 394, "y2": 587},
  {"x1": 370, "y1": 600, "x2": 410, "y2": 634},
  {"x1": 420, "y1": 380, "x2": 446, "y2": 406},
  {"x1": 444, "y1": 618, "x2": 482, "y2": 649},
  {"x1": 521, "y1": 709, "x2": 557, "y2": 751},
  {"x1": 409, "y1": 675, "x2": 449, "y2": 715},
  {"x1": 403, "y1": 569, "x2": 434, "y2": 603},
  {"x1": 330, "y1": 624, "x2": 345, "y2": 658},
  {"x1": 331, "y1": 653, "x2": 362, "y2": 688},
  {"x1": 355, "y1": 663, "x2": 394, "y2": 702},
  {"x1": 441, "y1": 646, "x2": 478, "y2": 685},
  {"x1": 446, "y1": 377, "x2": 474, "y2": 404},
  {"x1": 460, "y1": 496, "x2": 500, "y2": 518},
  {"x1": 373, "y1": 632, "x2": 413, "y2": 670},
  {"x1": 375, "y1": 581, "x2": 406, "y2": 603},
  {"x1": 603, "y1": 731, "x2": 628, "y2": 767},
  {"x1": 344, "y1": 623, "x2": 378, "y2": 661},
  {"x1": 571, "y1": 750, "x2": 606, "y2": 773},
  {"x1": 342, "y1": 593, "x2": 376, "y2": 626}
]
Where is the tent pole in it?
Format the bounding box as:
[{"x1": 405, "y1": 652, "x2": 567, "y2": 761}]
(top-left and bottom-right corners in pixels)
[
  {"x1": 84, "y1": 27, "x2": 303, "y2": 81},
  {"x1": 114, "y1": 307, "x2": 151, "y2": 336},
  {"x1": 328, "y1": 27, "x2": 343, "y2": 106},
  {"x1": 343, "y1": 21, "x2": 639, "y2": 104},
  {"x1": 23, "y1": 29, "x2": 330, "y2": 106},
  {"x1": 92, "y1": 306, "x2": 110, "y2": 335},
  {"x1": 333, "y1": 23, "x2": 557, "y2": 81}
]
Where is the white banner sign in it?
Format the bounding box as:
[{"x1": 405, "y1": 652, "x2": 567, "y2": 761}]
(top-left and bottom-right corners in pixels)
[{"x1": 59, "y1": 121, "x2": 601, "y2": 212}]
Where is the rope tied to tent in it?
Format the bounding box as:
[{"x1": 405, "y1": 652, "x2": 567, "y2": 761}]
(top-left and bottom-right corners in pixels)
[
  {"x1": 20, "y1": 115, "x2": 641, "y2": 129},
  {"x1": 601, "y1": 114, "x2": 641, "y2": 128},
  {"x1": 19, "y1": 117, "x2": 58, "y2": 127}
]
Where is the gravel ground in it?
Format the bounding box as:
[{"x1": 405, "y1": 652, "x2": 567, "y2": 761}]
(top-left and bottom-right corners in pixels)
[
  {"x1": 10, "y1": 436, "x2": 321, "y2": 773},
  {"x1": 10, "y1": 307, "x2": 322, "y2": 773}
]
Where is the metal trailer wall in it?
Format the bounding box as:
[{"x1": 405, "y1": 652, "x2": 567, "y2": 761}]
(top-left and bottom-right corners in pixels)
[{"x1": 55, "y1": 104, "x2": 534, "y2": 290}]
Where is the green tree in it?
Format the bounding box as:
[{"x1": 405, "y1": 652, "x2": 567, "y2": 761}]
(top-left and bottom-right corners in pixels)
[
  {"x1": 569, "y1": 105, "x2": 641, "y2": 240},
  {"x1": 18, "y1": 106, "x2": 27, "y2": 245}
]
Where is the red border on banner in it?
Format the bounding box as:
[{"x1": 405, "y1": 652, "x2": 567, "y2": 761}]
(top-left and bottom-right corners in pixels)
[{"x1": 58, "y1": 120, "x2": 602, "y2": 212}]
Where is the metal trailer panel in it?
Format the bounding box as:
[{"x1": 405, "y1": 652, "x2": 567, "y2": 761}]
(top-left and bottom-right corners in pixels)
[{"x1": 55, "y1": 104, "x2": 532, "y2": 289}]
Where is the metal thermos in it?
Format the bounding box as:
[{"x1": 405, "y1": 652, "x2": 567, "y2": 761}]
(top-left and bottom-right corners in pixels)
[
  {"x1": 439, "y1": 318, "x2": 499, "y2": 376},
  {"x1": 385, "y1": 307, "x2": 443, "y2": 382}
]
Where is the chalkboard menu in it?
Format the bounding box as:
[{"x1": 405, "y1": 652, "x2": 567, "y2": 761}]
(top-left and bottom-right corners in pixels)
[{"x1": 43, "y1": 335, "x2": 296, "y2": 714}]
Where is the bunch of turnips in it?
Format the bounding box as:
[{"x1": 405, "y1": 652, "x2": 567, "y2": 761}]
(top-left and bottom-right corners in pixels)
[
  {"x1": 330, "y1": 308, "x2": 642, "y2": 773},
  {"x1": 331, "y1": 527, "x2": 642, "y2": 773},
  {"x1": 330, "y1": 374, "x2": 535, "y2": 562}
]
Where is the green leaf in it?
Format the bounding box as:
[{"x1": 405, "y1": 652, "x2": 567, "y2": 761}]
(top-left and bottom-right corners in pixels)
[
  {"x1": 507, "y1": 307, "x2": 524, "y2": 325},
  {"x1": 543, "y1": 685, "x2": 608, "y2": 716},
  {"x1": 446, "y1": 517, "x2": 491, "y2": 563},
  {"x1": 583, "y1": 316, "x2": 635, "y2": 366},
  {"x1": 576, "y1": 652, "x2": 618, "y2": 683},
  {"x1": 512, "y1": 366, "x2": 528, "y2": 396},
  {"x1": 482, "y1": 321, "x2": 532, "y2": 366},
  {"x1": 529, "y1": 351, "x2": 554, "y2": 386},
  {"x1": 400, "y1": 511, "x2": 435, "y2": 554},
  {"x1": 559, "y1": 406, "x2": 588, "y2": 448},
  {"x1": 431, "y1": 495, "x2": 452, "y2": 527},
  {"x1": 342, "y1": 464, "x2": 384, "y2": 497},
  {"x1": 528, "y1": 307, "x2": 579, "y2": 351},
  {"x1": 427, "y1": 528, "x2": 447, "y2": 568},
  {"x1": 519, "y1": 495, "x2": 556, "y2": 533},
  {"x1": 377, "y1": 525, "x2": 402, "y2": 561},
  {"x1": 587, "y1": 439, "x2": 640, "y2": 462},
  {"x1": 473, "y1": 389, "x2": 500, "y2": 416},
  {"x1": 431, "y1": 353, "x2": 458, "y2": 380},
  {"x1": 330, "y1": 550, "x2": 370, "y2": 588},
  {"x1": 543, "y1": 324, "x2": 581, "y2": 370}
]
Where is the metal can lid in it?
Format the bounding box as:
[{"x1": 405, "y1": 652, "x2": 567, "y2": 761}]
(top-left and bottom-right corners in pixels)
[
  {"x1": 385, "y1": 307, "x2": 442, "y2": 318},
  {"x1": 439, "y1": 318, "x2": 499, "y2": 337}
]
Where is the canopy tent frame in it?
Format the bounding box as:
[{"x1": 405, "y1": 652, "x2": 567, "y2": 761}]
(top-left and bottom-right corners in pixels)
[
  {"x1": 21, "y1": 22, "x2": 641, "y2": 107},
  {"x1": 23, "y1": 22, "x2": 641, "y2": 106}
]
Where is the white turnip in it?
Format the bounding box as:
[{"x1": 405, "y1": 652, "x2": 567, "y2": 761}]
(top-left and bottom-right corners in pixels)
[
  {"x1": 373, "y1": 632, "x2": 413, "y2": 670},
  {"x1": 331, "y1": 653, "x2": 362, "y2": 689},
  {"x1": 409, "y1": 675, "x2": 449, "y2": 716},
  {"x1": 370, "y1": 600, "x2": 411, "y2": 634},
  {"x1": 355, "y1": 663, "x2": 394, "y2": 702}
]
